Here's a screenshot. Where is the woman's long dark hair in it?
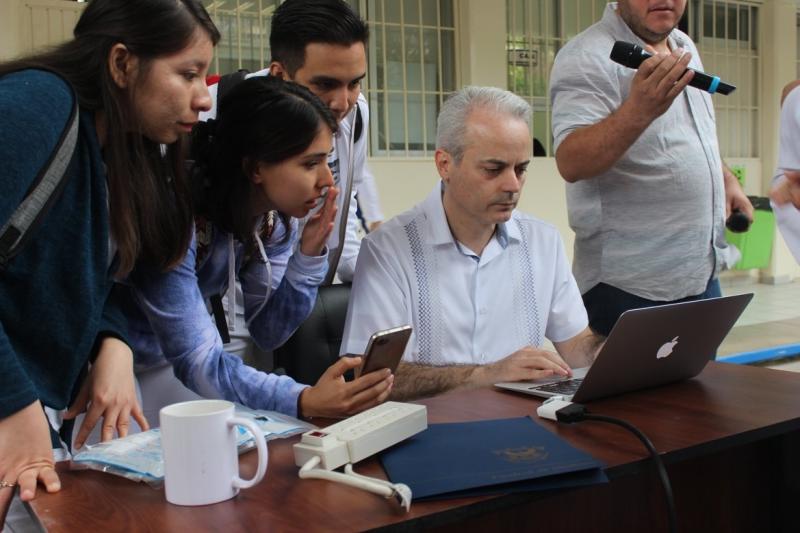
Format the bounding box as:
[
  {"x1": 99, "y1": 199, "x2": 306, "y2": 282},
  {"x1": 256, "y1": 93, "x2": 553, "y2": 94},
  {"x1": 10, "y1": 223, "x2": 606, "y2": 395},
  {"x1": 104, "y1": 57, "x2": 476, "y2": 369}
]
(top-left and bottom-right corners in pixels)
[
  {"x1": 0, "y1": 0, "x2": 220, "y2": 276},
  {"x1": 191, "y1": 77, "x2": 337, "y2": 243}
]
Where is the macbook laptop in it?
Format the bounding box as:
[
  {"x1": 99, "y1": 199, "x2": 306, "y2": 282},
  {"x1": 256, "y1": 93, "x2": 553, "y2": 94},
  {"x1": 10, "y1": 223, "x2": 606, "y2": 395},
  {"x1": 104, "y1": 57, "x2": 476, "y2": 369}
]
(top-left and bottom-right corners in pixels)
[{"x1": 495, "y1": 293, "x2": 753, "y2": 403}]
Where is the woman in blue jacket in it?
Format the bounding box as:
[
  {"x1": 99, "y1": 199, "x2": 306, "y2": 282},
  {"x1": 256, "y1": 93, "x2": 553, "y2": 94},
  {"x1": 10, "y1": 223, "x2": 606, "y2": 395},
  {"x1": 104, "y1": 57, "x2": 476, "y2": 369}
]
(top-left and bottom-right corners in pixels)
[
  {"x1": 0, "y1": 0, "x2": 219, "y2": 508},
  {"x1": 124, "y1": 77, "x2": 394, "y2": 425}
]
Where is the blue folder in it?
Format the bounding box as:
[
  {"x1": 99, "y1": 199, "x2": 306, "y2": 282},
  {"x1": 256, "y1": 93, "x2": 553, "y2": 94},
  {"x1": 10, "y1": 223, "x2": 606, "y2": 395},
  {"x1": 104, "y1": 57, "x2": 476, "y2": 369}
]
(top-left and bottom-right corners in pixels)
[{"x1": 380, "y1": 416, "x2": 607, "y2": 500}]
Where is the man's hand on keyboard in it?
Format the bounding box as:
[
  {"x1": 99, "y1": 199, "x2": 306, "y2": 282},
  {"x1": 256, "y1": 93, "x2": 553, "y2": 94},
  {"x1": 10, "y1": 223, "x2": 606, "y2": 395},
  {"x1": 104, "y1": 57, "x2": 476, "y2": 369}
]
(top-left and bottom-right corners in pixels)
[
  {"x1": 298, "y1": 357, "x2": 394, "y2": 419},
  {"x1": 476, "y1": 347, "x2": 572, "y2": 385}
]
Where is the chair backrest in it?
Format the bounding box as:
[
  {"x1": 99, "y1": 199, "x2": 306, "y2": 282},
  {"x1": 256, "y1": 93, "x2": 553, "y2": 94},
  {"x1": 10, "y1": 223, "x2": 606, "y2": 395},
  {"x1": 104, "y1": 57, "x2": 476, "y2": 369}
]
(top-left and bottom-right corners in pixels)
[{"x1": 274, "y1": 283, "x2": 352, "y2": 385}]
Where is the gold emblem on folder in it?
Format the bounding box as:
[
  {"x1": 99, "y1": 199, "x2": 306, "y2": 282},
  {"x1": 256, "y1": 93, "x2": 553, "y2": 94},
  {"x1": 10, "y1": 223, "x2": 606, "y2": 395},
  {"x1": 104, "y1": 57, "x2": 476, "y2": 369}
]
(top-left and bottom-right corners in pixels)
[{"x1": 493, "y1": 446, "x2": 549, "y2": 463}]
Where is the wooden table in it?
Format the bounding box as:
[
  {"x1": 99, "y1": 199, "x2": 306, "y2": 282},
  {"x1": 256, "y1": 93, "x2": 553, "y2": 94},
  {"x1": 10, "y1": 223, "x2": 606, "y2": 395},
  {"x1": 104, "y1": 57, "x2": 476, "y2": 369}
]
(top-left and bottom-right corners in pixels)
[{"x1": 28, "y1": 363, "x2": 800, "y2": 532}]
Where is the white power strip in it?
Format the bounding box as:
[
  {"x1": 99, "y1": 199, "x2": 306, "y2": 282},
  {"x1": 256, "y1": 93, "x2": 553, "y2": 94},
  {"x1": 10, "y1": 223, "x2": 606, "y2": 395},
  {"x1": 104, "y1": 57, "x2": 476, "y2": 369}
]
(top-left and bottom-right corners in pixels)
[
  {"x1": 536, "y1": 396, "x2": 574, "y2": 421},
  {"x1": 293, "y1": 402, "x2": 428, "y2": 470}
]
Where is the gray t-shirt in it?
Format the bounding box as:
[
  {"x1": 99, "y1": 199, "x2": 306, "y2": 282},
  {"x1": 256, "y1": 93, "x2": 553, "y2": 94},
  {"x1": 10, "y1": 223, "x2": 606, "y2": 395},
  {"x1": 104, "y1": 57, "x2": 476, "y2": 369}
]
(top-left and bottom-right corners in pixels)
[{"x1": 550, "y1": 3, "x2": 731, "y2": 301}]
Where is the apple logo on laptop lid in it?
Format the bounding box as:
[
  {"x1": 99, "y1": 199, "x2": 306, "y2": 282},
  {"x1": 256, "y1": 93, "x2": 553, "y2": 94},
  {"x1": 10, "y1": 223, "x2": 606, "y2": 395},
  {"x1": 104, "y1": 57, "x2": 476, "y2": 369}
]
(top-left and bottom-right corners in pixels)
[{"x1": 656, "y1": 336, "x2": 679, "y2": 359}]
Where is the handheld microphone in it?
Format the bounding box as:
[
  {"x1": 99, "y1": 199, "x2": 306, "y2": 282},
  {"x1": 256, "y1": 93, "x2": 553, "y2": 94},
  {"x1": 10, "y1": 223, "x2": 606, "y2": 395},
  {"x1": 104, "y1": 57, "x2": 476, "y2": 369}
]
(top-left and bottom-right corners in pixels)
[
  {"x1": 610, "y1": 41, "x2": 736, "y2": 95},
  {"x1": 726, "y1": 209, "x2": 750, "y2": 233}
]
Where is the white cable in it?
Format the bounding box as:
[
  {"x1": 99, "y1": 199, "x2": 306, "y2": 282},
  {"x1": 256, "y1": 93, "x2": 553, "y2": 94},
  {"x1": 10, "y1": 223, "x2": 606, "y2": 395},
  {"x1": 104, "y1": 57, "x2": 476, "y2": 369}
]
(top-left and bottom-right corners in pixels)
[
  {"x1": 245, "y1": 223, "x2": 272, "y2": 328},
  {"x1": 343, "y1": 464, "x2": 412, "y2": 510},
  {"x1": 322, "y1": 104, "x2": 358, "y2": 285},
  {"x1": 299, "y1": 457, "x2": 412, "y2": 512}
]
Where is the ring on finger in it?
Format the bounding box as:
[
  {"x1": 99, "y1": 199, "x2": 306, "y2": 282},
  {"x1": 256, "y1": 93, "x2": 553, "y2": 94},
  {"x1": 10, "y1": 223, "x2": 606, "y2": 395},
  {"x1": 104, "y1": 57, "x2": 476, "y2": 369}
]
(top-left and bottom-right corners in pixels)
[{"x1": 0, "y1": 480, "x2": 17, "y2": 489}]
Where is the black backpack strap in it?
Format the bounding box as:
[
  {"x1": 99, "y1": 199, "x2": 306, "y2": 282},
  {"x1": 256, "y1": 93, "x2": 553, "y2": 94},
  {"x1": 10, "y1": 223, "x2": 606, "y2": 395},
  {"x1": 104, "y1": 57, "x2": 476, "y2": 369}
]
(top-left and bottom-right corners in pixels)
[
  {"x1": 216, "y1": 69, "x2": 249, "y2": 117},
  {"x1": 188, "y1": 70, "x2": 248, "y2": 162},
  {"x1": 209, "y1": 293, "x2": 231, "y2": 344},
  {"x1": 354, "y1": 104, "x2": 363, "y2": 143},
  {"x1": 0, "y1": 80, "x2": 79, "y2": 270},
  {"x1": 194, "y1": 71, "x2": 249, "y2": 343}
]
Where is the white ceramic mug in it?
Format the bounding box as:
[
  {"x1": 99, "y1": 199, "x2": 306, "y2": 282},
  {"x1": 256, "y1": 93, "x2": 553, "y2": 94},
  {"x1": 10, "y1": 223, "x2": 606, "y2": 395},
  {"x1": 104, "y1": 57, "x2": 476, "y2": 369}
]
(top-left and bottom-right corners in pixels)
[{"x1": 160, "y1": 399, "x2": 268, "y2": 506}]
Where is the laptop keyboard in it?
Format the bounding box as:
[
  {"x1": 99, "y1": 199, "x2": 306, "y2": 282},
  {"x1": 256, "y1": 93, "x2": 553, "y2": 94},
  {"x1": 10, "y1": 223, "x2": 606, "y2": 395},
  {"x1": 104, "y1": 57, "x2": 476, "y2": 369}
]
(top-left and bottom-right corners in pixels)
[{"x1": 533, "y1": 379, "x2": 584, "y2": 395}]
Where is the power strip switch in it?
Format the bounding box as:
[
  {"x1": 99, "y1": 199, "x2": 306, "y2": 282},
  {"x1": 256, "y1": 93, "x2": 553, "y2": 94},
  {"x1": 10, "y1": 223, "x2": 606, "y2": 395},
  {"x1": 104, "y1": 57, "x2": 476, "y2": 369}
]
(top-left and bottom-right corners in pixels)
[{"x1": 293, "y1": 402, "x2": 427, "y2": 470}]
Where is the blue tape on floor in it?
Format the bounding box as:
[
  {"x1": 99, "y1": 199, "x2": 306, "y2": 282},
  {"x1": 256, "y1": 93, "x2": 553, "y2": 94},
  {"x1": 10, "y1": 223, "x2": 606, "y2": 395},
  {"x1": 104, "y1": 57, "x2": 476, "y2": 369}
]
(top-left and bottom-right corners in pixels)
[{"x1": 718, "y1": 343, "x2": 800, "y2": 365}]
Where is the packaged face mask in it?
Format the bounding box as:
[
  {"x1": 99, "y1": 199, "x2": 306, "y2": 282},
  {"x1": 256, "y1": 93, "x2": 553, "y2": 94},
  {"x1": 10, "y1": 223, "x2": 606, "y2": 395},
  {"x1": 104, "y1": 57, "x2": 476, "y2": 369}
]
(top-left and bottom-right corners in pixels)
[{"x1": 71, "y1": 405, "x2": 314, "y2": 485}]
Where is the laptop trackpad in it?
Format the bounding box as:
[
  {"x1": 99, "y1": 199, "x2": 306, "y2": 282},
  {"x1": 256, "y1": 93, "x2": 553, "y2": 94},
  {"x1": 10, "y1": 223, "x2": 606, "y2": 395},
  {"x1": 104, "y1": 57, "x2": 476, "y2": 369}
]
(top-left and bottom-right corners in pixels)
[{"x1": 525, "y1": 365, "x2": 590, "y2": 386}]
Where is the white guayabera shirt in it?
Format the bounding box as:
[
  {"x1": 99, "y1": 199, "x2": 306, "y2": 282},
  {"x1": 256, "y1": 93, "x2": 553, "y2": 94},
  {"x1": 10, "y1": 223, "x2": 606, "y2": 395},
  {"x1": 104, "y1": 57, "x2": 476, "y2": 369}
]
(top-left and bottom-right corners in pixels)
[{"x1": 341, "y1": 184, "x2": 588, "y2": 365}]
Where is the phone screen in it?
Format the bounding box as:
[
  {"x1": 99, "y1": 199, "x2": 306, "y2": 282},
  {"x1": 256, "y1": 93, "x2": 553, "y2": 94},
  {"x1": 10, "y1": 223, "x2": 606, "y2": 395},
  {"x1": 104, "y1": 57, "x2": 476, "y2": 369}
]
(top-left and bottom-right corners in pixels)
[{"x1": 360, "y1": 325, "x2": 412, "y2": 376}]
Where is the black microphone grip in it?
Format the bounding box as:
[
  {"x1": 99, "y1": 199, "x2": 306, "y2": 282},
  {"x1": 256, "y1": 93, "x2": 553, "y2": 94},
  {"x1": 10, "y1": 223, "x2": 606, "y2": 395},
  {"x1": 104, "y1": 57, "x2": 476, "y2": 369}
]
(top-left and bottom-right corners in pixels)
[
  {"x1": 610, "y1": 41, "x2": 735, "y2": 95},
  {"x1": 726, "y1": 209, "x2": 750, "y2": 233}
]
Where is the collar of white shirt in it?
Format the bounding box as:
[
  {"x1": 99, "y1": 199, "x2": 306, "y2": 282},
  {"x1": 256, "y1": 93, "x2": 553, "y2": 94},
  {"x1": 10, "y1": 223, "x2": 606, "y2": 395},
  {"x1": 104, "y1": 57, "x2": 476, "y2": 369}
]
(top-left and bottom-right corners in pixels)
[{"x1": 421, "y1": 182, "x2": 521, "y2": 254}]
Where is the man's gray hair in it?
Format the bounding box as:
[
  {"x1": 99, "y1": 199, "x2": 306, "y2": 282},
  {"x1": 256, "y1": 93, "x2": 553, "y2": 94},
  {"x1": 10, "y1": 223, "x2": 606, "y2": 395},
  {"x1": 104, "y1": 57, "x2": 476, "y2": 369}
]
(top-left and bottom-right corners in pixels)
[{"x1": 436, "y1": 86, "x2": 531, "y2": 162}]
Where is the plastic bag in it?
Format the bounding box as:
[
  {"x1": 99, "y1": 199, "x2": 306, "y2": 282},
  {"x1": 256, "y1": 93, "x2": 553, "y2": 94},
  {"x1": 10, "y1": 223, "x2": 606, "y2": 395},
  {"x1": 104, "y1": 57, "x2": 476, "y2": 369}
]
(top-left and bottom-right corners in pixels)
[{"x1": 71, "y1": 405, "x2": 314, "y2": 485}]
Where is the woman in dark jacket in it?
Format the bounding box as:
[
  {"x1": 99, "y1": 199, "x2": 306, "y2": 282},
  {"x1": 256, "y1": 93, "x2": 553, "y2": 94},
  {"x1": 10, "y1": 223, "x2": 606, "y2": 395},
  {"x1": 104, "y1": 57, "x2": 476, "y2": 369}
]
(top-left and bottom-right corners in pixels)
[{"x1": 0, "y1": 0, "x2": 219, "y2": 508}]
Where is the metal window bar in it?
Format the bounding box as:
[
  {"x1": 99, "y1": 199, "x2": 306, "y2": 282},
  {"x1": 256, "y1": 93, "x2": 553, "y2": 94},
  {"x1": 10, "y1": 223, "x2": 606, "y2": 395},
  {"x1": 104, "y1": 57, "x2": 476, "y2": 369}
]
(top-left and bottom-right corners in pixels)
[
  {"x1": 380, "y1": 0, "x2": 391, "y2": 155},
  {"x1": 361, "y1": 0, "x2": 457, "y2": 158},
  {"x1": 686, "y1": 0, "x2": 760, "y2": 158},
  {"x1": 436, "y1": 0, "x2": 444, "y2": 153},
  {"x1": 203, "y1": 0, "x2": 279, "y2": 75},
  {"x1": 202, "y1": 1, "x2": 455, "y2": 159},
  {"x1": 506, "y1": 0, "x2": 605, "y2": 156},
  {"x1": 418, "y1": 0, "x2": 428, "y2": 156},
  {"x1": 400, "y1": 0, "x2": 409, "y2": 157}
]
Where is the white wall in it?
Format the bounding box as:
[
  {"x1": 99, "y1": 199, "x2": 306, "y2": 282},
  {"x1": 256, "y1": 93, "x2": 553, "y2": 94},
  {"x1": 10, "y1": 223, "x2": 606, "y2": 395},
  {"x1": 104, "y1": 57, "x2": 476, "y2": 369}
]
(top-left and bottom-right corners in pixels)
[
  {"x1": 516, "y1": 158, "x2": 572, "y2": 254},
  {"x1": 0, "y1": 0, "x2": 84, "y2": 61},
  {"x1": 369, "y1": 160, "x2": 439, "y2": 219}
]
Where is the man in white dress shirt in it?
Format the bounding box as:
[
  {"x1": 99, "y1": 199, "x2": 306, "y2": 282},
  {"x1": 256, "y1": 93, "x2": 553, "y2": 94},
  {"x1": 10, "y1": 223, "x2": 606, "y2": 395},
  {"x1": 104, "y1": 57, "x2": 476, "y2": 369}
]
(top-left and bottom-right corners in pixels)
[{"x1": 340, "y1": 87, "x2": 602, "y2": 401}]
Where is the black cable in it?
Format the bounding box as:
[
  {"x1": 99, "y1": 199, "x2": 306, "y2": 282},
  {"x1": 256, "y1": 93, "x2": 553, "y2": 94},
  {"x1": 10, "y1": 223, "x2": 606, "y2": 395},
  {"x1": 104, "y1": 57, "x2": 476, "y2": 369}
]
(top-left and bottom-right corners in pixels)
[
  {"x1": 581, "y1": 413, "x2": 677, "y2": 533},
  {"x1": 549, "y1": 402, "x2": 678, "y2": 532}
]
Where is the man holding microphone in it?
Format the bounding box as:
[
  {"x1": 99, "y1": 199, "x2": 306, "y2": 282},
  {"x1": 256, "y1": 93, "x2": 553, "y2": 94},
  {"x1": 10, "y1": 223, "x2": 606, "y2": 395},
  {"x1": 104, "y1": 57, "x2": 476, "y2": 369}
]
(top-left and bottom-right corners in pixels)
[{"x1": 550, "y1": 0, "x2": 752, "y2": 336}]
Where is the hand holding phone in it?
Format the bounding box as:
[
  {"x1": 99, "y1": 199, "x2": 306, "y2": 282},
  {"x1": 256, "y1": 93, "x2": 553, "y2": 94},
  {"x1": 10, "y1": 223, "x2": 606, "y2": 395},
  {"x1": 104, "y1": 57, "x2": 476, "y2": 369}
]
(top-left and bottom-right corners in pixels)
[{"x1": 359, "y1": 325, "x2": 412, "y2": 376}]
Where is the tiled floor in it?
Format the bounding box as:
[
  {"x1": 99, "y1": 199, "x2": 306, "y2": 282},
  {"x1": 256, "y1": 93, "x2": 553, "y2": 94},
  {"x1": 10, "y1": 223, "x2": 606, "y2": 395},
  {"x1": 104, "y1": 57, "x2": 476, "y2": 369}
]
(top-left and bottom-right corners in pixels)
[
  {"x1": 723, "y1": 279, "x2": 800, "y2": 327},
  {"x1": 769, "y1": 359, "x2": 800, "y2": 372},
  {"x1": 719, "y1": 278, "x2": 800, "y2": 372}
]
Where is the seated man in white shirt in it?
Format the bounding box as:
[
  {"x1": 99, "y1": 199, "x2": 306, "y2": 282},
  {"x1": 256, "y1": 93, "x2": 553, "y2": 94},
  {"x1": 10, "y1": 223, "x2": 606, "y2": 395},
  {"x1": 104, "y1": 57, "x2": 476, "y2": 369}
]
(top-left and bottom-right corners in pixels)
[{"x1": 340, "y1": 86, "x2": 602, "y2": 401}]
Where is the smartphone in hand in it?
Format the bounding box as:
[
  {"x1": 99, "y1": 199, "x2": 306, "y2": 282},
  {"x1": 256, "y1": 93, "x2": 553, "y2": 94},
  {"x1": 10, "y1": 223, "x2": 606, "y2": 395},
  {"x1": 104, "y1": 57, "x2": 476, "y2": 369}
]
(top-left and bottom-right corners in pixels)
[{"x1": 359, "y1": 325, "x2": 412, "y2": 376}]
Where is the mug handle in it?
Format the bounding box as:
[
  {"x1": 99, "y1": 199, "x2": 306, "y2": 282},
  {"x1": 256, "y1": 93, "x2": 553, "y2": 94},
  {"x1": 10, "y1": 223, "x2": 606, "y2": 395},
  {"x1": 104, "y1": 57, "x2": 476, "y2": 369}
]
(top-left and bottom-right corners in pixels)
[{"x1": 227, "y1": 416, "x2": 268, "y2": 489}]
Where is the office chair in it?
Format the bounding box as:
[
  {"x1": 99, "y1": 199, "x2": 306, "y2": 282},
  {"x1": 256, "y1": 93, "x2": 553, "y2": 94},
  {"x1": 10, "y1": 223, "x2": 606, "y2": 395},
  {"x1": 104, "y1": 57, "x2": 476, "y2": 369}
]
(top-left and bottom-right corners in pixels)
[{"x1": 274, "y1": 283, "x2": 353, "y2": 385}]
